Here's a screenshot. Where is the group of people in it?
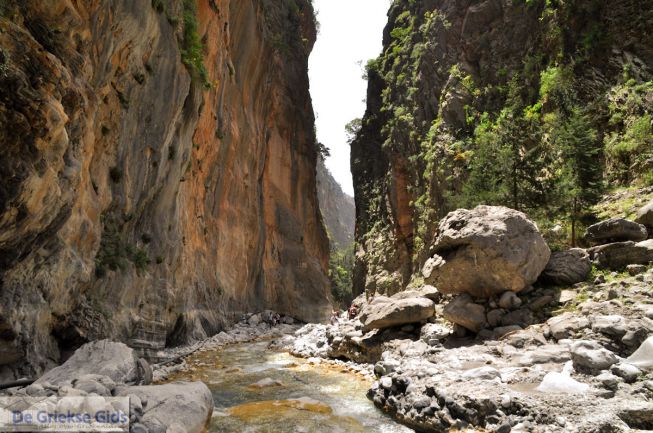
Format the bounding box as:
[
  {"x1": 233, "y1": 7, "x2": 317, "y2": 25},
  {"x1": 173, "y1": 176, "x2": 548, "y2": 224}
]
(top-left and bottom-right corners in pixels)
[{"x1": 329, "y1": 303, "x2": 360, "y2": 325}]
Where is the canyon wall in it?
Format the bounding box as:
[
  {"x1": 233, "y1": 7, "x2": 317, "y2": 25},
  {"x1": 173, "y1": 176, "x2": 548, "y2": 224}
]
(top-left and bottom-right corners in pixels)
[
  {"x1": 316, "y1": 159, "x2": 355, "y2": 250},
  {"x1": 352, "y1": 0, "x2": 653, "y2": 296},
  {"x1": 0, "y1": 0, "x2": 331, "y2": 378}
]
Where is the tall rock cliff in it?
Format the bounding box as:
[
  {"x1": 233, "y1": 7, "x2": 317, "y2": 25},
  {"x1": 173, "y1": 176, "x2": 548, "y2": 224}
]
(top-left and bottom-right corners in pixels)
[
  {"x1": 0, "y1": 0, "x2": 331, "y2": 378},
  {"x1": 352, "y1": 0, "x2": 653, "y2": 296},
  {"x1": 316, "y1": 159, "x2": 355, "y2": 250}
]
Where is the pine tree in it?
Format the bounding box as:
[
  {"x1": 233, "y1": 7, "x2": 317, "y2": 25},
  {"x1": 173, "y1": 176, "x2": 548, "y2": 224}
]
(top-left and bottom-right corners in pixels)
[{"x1": 552, "y1": 108, "x2": 604, "y2": 245}]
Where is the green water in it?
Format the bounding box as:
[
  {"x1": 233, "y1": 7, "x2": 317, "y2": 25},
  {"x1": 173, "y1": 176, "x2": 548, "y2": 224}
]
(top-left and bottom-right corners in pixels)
[{"x1": 167, "y1": 340, "x2": 415, "y2": 433}]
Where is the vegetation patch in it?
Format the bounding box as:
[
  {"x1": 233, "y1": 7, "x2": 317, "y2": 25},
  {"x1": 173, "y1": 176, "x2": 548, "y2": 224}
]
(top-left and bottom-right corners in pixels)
[
  {"x1": 329, "y1": 242, "x2": 355, "y2": 308},
  {"x1": 95, "y1": 216, "x2": 151, "y2": 277},
  {"x1": 181, "y1": 0, "x2": 211, "y2": 88}
]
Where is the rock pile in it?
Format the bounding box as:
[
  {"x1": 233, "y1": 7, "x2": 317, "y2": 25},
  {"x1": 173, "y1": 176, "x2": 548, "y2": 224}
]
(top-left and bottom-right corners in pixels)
[
  {"x1": 3, "y1": 341, "x2": 213, "y2": 433},
  {"x1": 287, "y1": 265, "x2": 653, "y2": 432},
  {"x1": 285, "y1": 202, "x2": 653, "y2": 433},
  {"x1": 584, "y1": 212, "x2": 653, "y2": 270}
]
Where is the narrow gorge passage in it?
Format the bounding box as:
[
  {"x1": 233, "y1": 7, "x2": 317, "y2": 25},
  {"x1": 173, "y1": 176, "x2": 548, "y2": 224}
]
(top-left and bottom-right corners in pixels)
[{"x1": 1, "y1": 0, "x2": 653, "y2": 433}]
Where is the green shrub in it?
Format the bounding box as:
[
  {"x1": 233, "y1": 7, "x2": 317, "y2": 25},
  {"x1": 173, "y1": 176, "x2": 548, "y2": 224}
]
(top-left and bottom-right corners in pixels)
[
  {"x1": 329, "y1": 243, "x2": 355, "y2": 308},
  {"x1": 180, "y1": 0, "x2": 210, "y2": 88},
  {"x1": 95, "y1": 217, "x2": 151, "y2": 277}
]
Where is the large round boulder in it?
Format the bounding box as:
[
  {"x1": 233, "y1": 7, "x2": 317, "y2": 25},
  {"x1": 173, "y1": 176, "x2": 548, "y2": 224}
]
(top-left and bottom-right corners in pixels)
[{"x1": 421, "y1": 205, "x2": 550, "y2": 298}]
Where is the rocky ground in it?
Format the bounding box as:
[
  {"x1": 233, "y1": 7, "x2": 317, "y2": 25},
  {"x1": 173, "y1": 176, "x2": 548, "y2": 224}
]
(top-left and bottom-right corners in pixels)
[
  {"x1": 0, "y1": 340, "x2": 213, "y2": 433},
  {"x1": 286, "y1": 270, "x2": 653, "y2": 432},
  {"x1": 0, "y1": 311, "x2": 301, "y2": 433},
  {"x1": 284, "y1": 202, "x2": 653, "y2": 433}
]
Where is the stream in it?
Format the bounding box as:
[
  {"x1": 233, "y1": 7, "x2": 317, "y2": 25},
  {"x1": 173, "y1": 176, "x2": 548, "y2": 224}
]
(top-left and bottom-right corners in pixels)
[{"x1": 165, "y1": 340, "x2": 415, "y2": 433}]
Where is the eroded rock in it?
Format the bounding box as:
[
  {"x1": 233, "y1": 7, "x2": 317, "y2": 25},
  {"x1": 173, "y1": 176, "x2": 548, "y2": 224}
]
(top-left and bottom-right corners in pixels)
[
  {"x1": 590, "y1": 240, "x2": 653, "y2": 270},
  {"x1": 360, "y1": 297, "x2": 435, "y2": 332},
  {"x1": 422, "y1": 206, "x2": 550, "y2": 298},
  {"x1": 443, "y1": 294, "x2": 487, "y2": 333},
  {"x1": 571, "y1": 340, "x2": 619, "y2": 373},
  {"x1": 547, "y1": 313, "x2": 590, "y2": 340},
  {"x1": 116, "y1": 382, "x2": 213, "y2": 433},
  {"x1": 585, "y1": 218, "x2": 648, "y2": 245},
  {"x1": 540, "y1": 248, "x2": 592, "y2": 285},
  {"x1": 36, "y1": 341, "x2": 142, "y2": 386},
  {"x1": 635, "y1": 200, "x2": 653, "y2": 229}
]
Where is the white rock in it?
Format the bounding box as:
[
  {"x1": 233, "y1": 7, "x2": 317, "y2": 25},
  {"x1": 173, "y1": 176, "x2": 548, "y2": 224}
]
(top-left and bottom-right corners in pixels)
[
  {"x1": 380, "y1": 377, "x2": 393, "y2": 390},
  {"x1": 536, "y1": 363, "x2": 590, "y2": 394},
  {"x1": 627, "y1": 336, "x2": 653, "y2": 370},
  {"x1": 570, "y1": 340, "x2": 618, "y2": 373},
  {"x1": 462, "y1": 366, "x2": 501, "y2": 381}
]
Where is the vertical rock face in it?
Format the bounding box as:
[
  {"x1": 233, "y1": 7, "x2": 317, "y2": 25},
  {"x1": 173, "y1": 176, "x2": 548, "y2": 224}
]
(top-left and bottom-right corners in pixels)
[
  {"x1": 352, "y1": 0, "x2": 653, "y2": 296},
  {"x1": 316, "y1": 159, "x2": 355, "y2": 250},
  {"x1": 0, "y1": 0, "x2": 330, "y2": 377}
]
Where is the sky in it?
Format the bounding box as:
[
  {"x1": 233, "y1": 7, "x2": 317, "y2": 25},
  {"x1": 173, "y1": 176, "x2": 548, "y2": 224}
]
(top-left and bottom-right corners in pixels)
[{"x1": 309, "y1": 0, "x2": 391, "y2": 196}]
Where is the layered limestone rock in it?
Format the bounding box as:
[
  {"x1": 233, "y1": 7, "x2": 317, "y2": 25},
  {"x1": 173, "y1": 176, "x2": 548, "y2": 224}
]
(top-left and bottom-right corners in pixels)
[{"x1": 0, "y1": 0, "x2": 330, "y2": 378}]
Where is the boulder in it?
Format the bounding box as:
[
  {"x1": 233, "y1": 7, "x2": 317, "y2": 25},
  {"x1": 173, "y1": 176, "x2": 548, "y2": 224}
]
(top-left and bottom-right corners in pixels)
[
  {"x1": 591, "y1": 315, "x2": 627, "y2": 338},
  {"x1": 584, "y1": 218, "x2": 647, "y2": 246},
  {"x1": 117, "y1": 382, "x2": 213, "y2": 433},
  {"x1": 422, "y1": 206, "x2": 550, "y2": 298},
  {"x1": 360, "y1": 297, "x2": 435, "y2": 332},
  {"x1": 547, "y1": 313, "x2": 590, "y2": 340},
  {"x1": 443, "y1": 294, "x2": 487, "y2": 333},
  {"x1": 500, "y1": 309, "x2": 534, "y2": 328},
  {"x1": 570, "y1": 340, "x2": 619, "y2": 374},
  {"x1": 635, "y1": 200, "x2": 653, "y2": 229},
  {"x1": 589, "y1": 240, "x2": 653, "y2": 270},
  {"x1": 487, "y1": 309, "x2": 504, "y2": 328},
  {"x1": 540, "y1": 249, "x2": 592, "y2": 285},
  {"x1": 36, "y1": 340, "x2": 143, "y2": 386}
]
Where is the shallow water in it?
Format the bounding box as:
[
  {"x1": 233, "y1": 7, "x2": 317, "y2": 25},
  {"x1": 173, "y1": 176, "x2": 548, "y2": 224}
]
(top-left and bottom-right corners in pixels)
[{"x1": 166, "y1": 340, "x2": 415, "y2": 433}]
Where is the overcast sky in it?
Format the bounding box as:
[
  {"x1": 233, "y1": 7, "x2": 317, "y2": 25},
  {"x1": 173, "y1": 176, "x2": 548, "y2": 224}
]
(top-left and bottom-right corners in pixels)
[{"x1": 309, "y1": 0, "x2": 391, "y2": 196}]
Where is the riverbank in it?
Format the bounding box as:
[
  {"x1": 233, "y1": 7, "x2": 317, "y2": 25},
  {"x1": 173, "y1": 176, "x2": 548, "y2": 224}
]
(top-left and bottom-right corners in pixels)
[{"x1": 282, "y1": 267, "x2": 653, "y2": 433}]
